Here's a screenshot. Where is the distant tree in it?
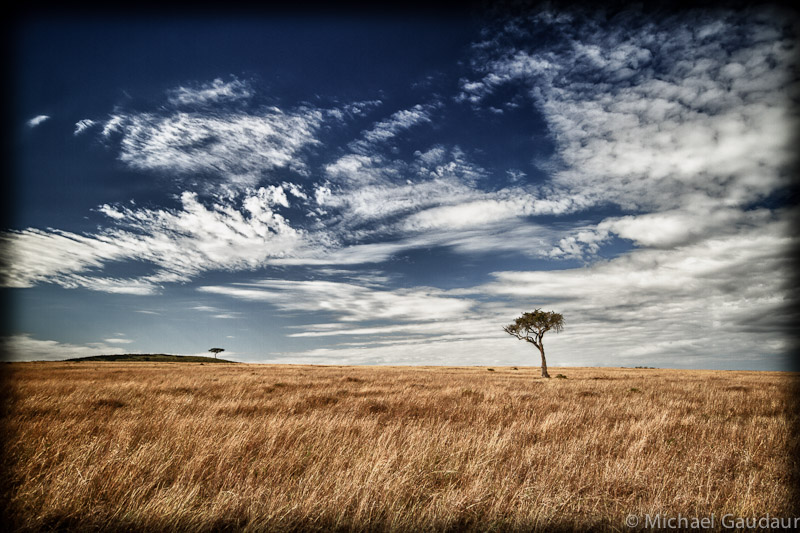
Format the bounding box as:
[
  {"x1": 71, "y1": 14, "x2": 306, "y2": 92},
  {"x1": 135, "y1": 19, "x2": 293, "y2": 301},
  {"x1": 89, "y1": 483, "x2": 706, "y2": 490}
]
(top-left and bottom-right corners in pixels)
[
  {"x1": 208, "y1": 348, "x2": 224, "y2": 359},
  {"x1": 503, "y1": 309, "x2": 564, "y2": 378}
]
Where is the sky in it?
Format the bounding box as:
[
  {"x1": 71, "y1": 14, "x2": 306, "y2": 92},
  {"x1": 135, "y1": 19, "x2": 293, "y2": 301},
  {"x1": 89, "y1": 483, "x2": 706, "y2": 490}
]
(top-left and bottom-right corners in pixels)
[{"x1": 2, "y1": 5, "x2": 798, "y2": 370}]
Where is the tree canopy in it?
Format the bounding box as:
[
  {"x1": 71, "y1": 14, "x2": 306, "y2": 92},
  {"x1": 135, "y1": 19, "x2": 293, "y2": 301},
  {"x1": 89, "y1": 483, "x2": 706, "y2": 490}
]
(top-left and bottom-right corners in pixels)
[
  {"x1": 503, "y1": 309, "x2": 564, "y2": 378},
  {"x1": 503, "y1": 309, "x2": 564, "y2": 344}
]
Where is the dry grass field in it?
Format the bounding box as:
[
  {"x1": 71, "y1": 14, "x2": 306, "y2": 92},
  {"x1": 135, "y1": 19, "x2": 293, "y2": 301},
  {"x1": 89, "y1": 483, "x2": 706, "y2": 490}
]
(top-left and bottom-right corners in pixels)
[{"x1": 1, "y1": 362, "x2": 798, "y2": 531}]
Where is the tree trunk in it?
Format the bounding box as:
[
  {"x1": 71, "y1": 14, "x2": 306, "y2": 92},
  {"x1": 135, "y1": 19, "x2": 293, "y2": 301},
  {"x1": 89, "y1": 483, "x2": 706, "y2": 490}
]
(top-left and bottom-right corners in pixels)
[{"x1": 538, "y1": 345, "x2": 550, "y2": 378}]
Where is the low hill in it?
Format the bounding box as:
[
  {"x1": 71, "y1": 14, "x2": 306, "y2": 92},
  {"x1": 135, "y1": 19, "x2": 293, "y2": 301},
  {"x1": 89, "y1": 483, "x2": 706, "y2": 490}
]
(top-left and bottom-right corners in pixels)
[{"x1": 65, "y1": 354, "x2": 238, "y2": 363}]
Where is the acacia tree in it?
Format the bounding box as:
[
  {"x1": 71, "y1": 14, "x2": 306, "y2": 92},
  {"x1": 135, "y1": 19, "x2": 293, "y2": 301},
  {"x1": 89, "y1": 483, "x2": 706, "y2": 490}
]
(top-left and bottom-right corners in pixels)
[
  {"x1": 503, "y1": 309, "x2": 564, "y2": 378},
  {"x1": 208, "y1": 348, "x2": 224, "y2": 359}
]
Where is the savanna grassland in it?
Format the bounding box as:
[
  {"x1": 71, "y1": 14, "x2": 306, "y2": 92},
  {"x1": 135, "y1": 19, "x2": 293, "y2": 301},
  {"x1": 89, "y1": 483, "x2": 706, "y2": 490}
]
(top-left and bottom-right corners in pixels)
[{"x1": 1, "y1": 363, "x2": 798, "y2": 532}]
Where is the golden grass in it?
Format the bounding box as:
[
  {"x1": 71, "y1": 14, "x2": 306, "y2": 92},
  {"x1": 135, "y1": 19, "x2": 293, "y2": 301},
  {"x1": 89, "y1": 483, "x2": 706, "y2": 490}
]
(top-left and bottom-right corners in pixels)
[{"x1": 1, "y1": 363, "x2": 798, "y2": 531}]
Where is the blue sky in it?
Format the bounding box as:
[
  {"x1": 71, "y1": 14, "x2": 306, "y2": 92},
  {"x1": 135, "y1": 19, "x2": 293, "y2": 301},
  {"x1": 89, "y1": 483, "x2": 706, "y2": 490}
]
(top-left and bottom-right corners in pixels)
[{"x1": 2, "y1": 6, "x2": 797, "y2": 369}]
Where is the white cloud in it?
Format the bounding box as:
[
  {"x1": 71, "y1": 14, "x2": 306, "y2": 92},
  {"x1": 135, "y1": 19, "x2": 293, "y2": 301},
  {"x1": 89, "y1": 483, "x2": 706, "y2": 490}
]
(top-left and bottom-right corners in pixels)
[
  {"x1": 87, "y1": 84, "x2": 384, "y2": 195},
  {"x1": 459, "y1": 8, "x2": 797, "y2": 213},
  {"x1": 191, "y1": 305, "x2": 224, "y2": 312},
  {"x1": 56, "y1": 274, "x2": 176, "y2": 295},
  {"x1": 190, "y1": 305, "x2": 241, "y2": 319},
  {"x1": 349, "y1": 103, "x2": 435, "y2": 153},
  {"x1": 285, "y1": 182, "x2": 308, "y2": 200},
  {"x1": 401, "y1": 197, "x2": 534, "y2": 232},
  {"x1": 321, "y1": 176, "x2": 477, "y2": 226},
  {"x1": 458, "y1": 50, "x2": 554, "y2": 104},
  {"x1": 98, "y1": 204, "x2": 126, "y2": 219},
  {"x1": 271, "y1": 220, "x2": 568, "y2": 267},
  {"x1": 319, "y1": 145, "x2": 491, "y2": 235},
  {"x1": 27, "y1": 115, "x2": 50, "y2": 128},
  {"x1": 286, "y1": 317, "x2": 496, "y2": 339},
  {"x1": 167, "y1": 77, "x2": 253, "y2": 107},
  {"x1": 270, "y1": 240, "x2": 414, "y2": 266},
  {"x1": 457, "y1": 8, "x2": 796, "y2": 273},
  {"x1": 199, "y1": 279, "x2": 475, "y2": 323},
  {"x1": 101, "y1": 115, "x2": 124, "y2": 137},
  {"x1": 104, "y1": 338, "x2": 133, "y2": 344},
  {"x1": 0, "y1": 228, "x2": 134, "y2": 289},
  {"x1": 1, "y1": 334, "x2": 128, "y2": 362},
  {"x1": 439, "y1": 223, "x2": 564, "y2": 257},
  {"x1": 73, "y1": 119, "x2": 96, "y2": 135},
  {"x1": 596, "y1": 206, "x2": 775, "y2": 249},
  {"x1": 110, "y1": 108, "x2": 323, "y2": 188},
  {"x1": 1, "y1": 188, "x2": 306, "y2": 293}
]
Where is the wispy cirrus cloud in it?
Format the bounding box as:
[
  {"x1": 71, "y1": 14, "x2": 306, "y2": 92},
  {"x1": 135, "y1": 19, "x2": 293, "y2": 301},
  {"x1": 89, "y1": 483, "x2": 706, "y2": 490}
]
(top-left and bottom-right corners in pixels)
[
  {"x1": 1, "y1": 187, "x2": 306, "y2": 294},
  {"x1": 459, "y1": 7, "x2": 797, "y2": 214},
  {"x1": 190, "y1": 304, "x2": 241, "y2": 319},
  {"x1": 26, "y1": 115, "x2": 50, "y2": 128},
  {"x1": 167, "y1": 76, "x2": 254, "y2": 107},
  {"x1": 0, "y1": 228, "x2": 136, "y2": 289},
  {"x1": 400, "y1": 196, "x2": 535, "y2": 232},
  {"x1": 347, "y1": 103, "x2": 437, "y2": 154},
  {"x1": 74, "y1": 84, "x2": 393, "y2": 215},
  {"x1": 318, "y1": 144, "x2": 494, "y2": 236},
  {"x1": 270, "y1": 222, "x2": 563, "y2": 266},
  {"x1": 73, "y1": 119, "x2": 97, "y2": 136},
  {"x1": 199, "y1": 279, "x2": 475, "y2": 323},
  {"x1": 104, "y1": 337, "x2": 133, "y2": 344},
  {"x1": 101, "y1": 107, "x2": 325, "y2": 189},
  {"x1": 79, "y1": 77, "x2": 377, "y2": 196},
  {"x1": 311, "y1": 98, "x2": 525, "y2": 240}
]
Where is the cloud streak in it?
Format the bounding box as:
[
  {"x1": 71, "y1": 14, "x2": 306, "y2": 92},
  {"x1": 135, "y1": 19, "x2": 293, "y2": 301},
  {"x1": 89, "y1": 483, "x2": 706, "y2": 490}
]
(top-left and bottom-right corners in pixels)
[
  {"x1": 199, "y1": 279, "x2": 475, "y2": 323},
  {"x1": 348, "y1": 103, "x2": 436, "y2": 154},
  {"x1": 1, "y1": 187, "x2": 306, "y2": 294},
  {"x1": 167, "y1": 77, "x2": 254, "y2": 107},
  {"x1": 26, "y1": 115, "x2": 50, "y2": 128},
  {"x1": 73, "y1": 119, "x2": 96, "y2": 135},
  {"x1": 1, "y1": 334, "x2": 128, "y2": 361}
]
